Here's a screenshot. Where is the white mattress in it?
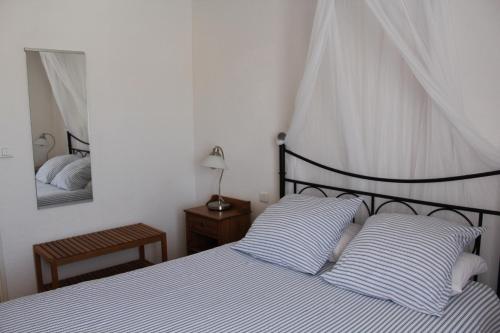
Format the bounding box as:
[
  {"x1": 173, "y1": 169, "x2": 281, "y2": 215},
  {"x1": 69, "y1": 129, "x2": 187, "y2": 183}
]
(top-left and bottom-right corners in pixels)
[
  {"x1": 0, "y1": 245, "x2": 499, "y2": 332},
  {"x1": 36, "y1": 180, "x2": 92, "y2": 207}
]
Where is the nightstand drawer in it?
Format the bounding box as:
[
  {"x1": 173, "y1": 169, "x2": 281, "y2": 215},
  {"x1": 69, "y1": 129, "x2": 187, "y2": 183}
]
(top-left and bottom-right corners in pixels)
[
  {"x1": 189, "y1": 215, "x2": 218, "y2": 238},
  {"x1": 185, "y1": 196, "x2": 251, "y2": 255}
]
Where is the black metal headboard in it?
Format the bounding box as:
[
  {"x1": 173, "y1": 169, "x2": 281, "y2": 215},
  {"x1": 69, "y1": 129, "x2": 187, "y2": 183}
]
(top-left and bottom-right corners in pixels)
[
  {"x1": 67, "y1": 131, "x2": 90, "y2": 157},
  {"x1": 277, "y1": 132, "x2": 500, "y2": 295}
]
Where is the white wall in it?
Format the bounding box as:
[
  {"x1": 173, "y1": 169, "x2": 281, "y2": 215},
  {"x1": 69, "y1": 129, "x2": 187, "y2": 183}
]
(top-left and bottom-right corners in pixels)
[
  {"x1": 0, "y1": 0, "x2": 195, "y2": 299},
  {"x1": 193, "y1": 0, "x2": 317, "y2": 217},
  {"x1": 192, "y1": 0, "x2": 500, "y2": 289}
]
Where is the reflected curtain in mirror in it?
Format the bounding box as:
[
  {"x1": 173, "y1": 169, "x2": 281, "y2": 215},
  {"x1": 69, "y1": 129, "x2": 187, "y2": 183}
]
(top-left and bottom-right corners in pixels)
[{"x1": 39, "y1": 52, "x2": 88, "y2": 144}]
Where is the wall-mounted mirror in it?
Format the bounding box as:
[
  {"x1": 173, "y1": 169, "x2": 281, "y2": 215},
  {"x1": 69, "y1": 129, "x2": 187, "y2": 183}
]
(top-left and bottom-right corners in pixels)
[{"x1": 25, "y1": 48, "x2": 92, "y2": 208}]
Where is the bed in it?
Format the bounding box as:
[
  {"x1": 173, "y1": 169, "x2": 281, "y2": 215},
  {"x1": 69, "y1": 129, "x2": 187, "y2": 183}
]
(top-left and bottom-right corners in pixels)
[
  {"x1": 36, "y1": 180, "x2": 92, "y2": 207},
  {"x1": 2, "y1": 132, "x2": 500, "y2": 332},
  {"x1": 36, "y1": 131, "x2": 92, "y2": 207},
  {"x1": 0, "y1": 244, "x2": 499, "y2": 333}
]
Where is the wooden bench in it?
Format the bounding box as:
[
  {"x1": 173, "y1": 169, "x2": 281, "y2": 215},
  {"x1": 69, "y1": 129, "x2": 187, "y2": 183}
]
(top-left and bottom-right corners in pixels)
[{"x1": 33, "y1": 223, "x2": 167, "y2": 292}]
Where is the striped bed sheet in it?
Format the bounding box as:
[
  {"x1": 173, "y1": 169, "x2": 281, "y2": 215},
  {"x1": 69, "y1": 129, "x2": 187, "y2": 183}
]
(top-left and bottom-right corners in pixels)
[
  {"x1": 36, "y1": 180, "x2": 92, "y2": 207},
  {"x1": 1, "y1": 245, "x2": 499, "y2": 333}
]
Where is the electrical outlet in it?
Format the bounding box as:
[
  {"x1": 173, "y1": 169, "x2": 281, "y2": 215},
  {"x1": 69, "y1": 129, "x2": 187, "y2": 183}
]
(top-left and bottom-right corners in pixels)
[{"x1": 259, "y1": 192, "x2": 269, "y2": 203}]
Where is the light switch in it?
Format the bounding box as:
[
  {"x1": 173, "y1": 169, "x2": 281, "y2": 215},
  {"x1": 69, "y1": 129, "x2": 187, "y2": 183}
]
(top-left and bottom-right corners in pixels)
[{"x1": 0, "y1": 147, "x2": 13, "y2": 158}]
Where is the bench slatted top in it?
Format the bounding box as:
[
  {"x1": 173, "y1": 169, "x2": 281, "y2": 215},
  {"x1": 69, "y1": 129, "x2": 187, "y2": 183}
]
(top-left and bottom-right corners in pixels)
[{"x1": 34, "y1": 223, "x2": 165, "y2": 265}]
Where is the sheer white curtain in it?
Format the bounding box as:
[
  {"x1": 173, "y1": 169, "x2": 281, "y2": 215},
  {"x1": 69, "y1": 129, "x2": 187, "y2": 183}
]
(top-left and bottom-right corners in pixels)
[
  {"x1": 286, "y1": 0, "x2": 499, "y2": 286},
  {"x1": 40, "y1": 52, "x2": 88, "y2": 142},
  {"x1": 365, "y1": 0, "x2": 500, "y2": 165}
]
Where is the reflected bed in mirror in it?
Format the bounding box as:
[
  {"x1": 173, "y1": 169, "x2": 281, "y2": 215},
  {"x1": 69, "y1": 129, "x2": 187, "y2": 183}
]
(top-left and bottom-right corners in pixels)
[{"x1": 25, "y1": 48, "x2": 92, "y2": 209}]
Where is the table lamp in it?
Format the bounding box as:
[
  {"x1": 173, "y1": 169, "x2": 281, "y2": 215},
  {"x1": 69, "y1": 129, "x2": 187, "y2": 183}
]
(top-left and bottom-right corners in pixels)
[
  {"x1": 201, "y1": 146, "x2": 231, "y2": 211},
  {"x1": 34, "y1": 132, "x2": 55, "y2": 162}
]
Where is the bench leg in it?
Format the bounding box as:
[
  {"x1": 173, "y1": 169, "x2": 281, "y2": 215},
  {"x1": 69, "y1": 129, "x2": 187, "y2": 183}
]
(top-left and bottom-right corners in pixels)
[
  {"x1": 139, "y1": 245, "x2": 145, "y2": 261},
  {"x1": 50, "y1": 263, "x2": 59, "y2": 290},
  {"x1": 34, "y1": 252, "x2": 44, "y2": 292},
  {"x1": 160, "y1": 234, "x2": 168, "y2": 262}
]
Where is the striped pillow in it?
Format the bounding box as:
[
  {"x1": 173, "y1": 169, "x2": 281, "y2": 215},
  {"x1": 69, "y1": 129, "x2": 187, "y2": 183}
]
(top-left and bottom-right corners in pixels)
[
  {"x1": 35, "y1": 154, "x2": 80, "y2": 184},
  {"x1": 232, "y1": 195, "x2": 362, "y2": 274},
  {"x1": 51, "y1": 157, "x2": 91, "y2": 191},
  {"x1": 322, "y1": 214, "x2": 483, "y2": 316}
]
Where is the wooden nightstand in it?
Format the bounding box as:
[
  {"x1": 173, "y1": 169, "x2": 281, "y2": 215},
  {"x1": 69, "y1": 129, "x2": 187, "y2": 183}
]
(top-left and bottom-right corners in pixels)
[{"x1": 185, "y1": 195, "x2": 251, "y2": 254}]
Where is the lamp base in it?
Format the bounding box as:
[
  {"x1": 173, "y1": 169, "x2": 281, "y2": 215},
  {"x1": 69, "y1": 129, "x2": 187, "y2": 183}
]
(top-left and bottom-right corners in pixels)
[{"x1": 207, "y1": 200, "x2": 232, "y2": 211}]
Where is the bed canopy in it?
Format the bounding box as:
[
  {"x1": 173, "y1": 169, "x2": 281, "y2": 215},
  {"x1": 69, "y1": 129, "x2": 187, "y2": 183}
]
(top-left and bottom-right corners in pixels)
[{"x1": 285, "y1": 0, "x2": 500, "y2": 286}]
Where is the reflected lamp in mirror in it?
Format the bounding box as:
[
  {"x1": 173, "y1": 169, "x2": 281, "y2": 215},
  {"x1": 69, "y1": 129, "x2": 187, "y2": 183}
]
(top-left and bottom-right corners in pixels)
[
  {"x1": 34, "y1": 132, "x2": 55, "y2": 162},
  {"x1": 201, "y1": 146, "x2": 231, "y2": 211}
]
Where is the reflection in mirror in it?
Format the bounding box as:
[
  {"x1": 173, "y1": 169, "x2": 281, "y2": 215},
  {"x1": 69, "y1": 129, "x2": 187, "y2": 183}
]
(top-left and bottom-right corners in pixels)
[{"x1": 25, "y1": 49, "x2": 92, "y2": 208}]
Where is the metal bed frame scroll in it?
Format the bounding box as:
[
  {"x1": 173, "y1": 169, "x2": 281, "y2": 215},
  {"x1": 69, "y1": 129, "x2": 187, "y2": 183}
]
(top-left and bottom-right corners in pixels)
[
  {"x1": 67, "y1": 131, "x2": 90, "y2": 157},
  {"x1": 277, "y1": 132, "x2": 500, "y2": 296}
]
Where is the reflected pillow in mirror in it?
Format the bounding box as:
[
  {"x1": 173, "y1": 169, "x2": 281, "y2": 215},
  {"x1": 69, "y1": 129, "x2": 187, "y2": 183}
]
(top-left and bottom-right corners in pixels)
[
  {"x1": 85, "y1": 181, "x2": 92, "y2": 192},
  {"x1": 35, "y1": 154, "x2": 80, "y2": 184},
  {"x1": 51, "y1": 157, "x2": 91, "y2": 191}
]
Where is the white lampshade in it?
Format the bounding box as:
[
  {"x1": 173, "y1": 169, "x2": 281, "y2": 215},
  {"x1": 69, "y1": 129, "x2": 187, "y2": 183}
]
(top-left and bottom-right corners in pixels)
[
  {"x1": 201, "y1": 154, "x2": 226, "y2": 170},
  {"x1": 201, "y1": 146, "x2": 231, "y2": 211},
  {"x1": 34, "y1": 137, "x2": 49, "y2": 147}
]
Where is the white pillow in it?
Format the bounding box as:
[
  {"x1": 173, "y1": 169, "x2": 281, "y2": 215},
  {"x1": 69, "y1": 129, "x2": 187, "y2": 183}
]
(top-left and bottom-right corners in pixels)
[
  {"x1": 451, "y1": 252, "x2": 488, "y2": 296},
  {"x1": 35, "y1": 154, "x2": 80, "y2": 184},
  {"x1": 329, "y1": 223, "x2": 362, "y2": 262},
  {"x1": 51, "y1": 157, "x2": 91, "y2": 191}
]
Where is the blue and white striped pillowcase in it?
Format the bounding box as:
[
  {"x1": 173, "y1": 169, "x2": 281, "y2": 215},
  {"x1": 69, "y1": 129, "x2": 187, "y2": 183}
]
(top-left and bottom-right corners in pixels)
[
  {"x1": 51, "y1": 157, "x2": 91, "y2": 191},
  {"x1": 232, "y1": 195, "x2": 363, "y2": 274},
  {"x1": 35, "y1": 154, "x2": 80, "y2": 184},
  {"x1": 321, "y1": 213, "x2": 483, "y2": 316}
]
